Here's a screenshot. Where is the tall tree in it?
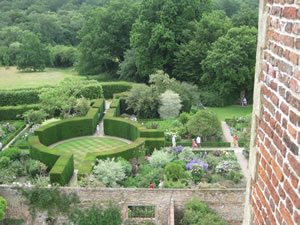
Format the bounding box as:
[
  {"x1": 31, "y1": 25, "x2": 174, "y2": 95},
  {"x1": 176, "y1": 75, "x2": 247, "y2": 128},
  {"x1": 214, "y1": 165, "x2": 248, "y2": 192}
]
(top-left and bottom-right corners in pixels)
[
  {"x1": 77, "y1": 0, "x2": 137, "y2": 75},
  {"x1": 130, "y1": 0, "x2": 212, "y2": 81},
  {"x1": 173, "y1": 10, "x2": 232, "y2": 84},
  {"x1": 16, "y1": 32, "x2": 50, "y2": 71},
  {"x1": 201, "y1": 26, "x2": 257, "y2": 105}
]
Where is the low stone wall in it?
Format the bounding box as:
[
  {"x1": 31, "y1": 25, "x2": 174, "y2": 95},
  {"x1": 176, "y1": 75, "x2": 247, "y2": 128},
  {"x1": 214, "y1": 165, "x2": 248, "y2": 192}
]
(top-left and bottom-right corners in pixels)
[{"x1": 0, "y1": 185, "x2": 246, "y2": 225}]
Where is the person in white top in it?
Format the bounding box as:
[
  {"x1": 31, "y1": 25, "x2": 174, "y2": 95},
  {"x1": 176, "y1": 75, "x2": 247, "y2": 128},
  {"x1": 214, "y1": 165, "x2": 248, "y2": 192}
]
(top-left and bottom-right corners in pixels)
[
  {"x1": 196, "y1": 136, "x2": 201, "y2": 147},
  {"x1": 159, "y1": 180, "x2": 164, "y2": 189},
  {"x1": 0, "y1": 142, "x2": 2, "y2": 151}
]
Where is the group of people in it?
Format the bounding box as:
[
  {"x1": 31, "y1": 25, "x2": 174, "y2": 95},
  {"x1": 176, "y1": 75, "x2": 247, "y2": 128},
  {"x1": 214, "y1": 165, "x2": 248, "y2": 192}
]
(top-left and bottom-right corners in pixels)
[
  {"x1": 192, "y1": 136, "x2": 202, "y2": 149},
  {"x1": 149, "y1": 180, "x2": 164, "y2": 189}
]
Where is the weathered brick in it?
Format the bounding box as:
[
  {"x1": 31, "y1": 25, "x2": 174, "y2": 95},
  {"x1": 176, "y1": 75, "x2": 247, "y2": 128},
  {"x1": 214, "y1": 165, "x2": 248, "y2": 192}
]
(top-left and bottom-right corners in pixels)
[
  {"x1": 261, "y1": 120, "x2": 274, "y2": 138},
  {"x1": 283, "y1": 132, "x2": 299, "y2": 155},
  {"x1": 282, "y1": 118, "x2": 287, "y2": 129},
  {"x1": 285, "y1": 22, "x2": 294, "y2": 33},
  {"x1": 286, "y1": 197, "x2": 294, "y2": 214},
  {"x1": 283, "y1": 7, "x2": 297, "y2": 19},
  {"x1": 269, "y1": 117, "x2": 276, "y2": 129},
  {"x1": 275, "y1": 123, "x2": 283, "y2": 137},
  {"x1": 296, "y1": 38, "x2": 300, "y2": 49},
  {"x1": 289, "y1": 78, "x2": 299, "y2": 93},
  {"x1": 270, "y1": 144, "x2": 277, "y2": 157},
  {"x1": 271, "y1": 173, "x2": 279, "y2": 187},
  {"x1": 288, "y1": 51, "x2": 298, "y2": 65},
  {"x1": 280, "y1": 102, "x2": 289, "y2": 115},
  {"x1": 283, "y1": 163, "x2": 291, "y2": 177},
  {"x1": 293, "y1": 23, "x2": 300, "y2": 34},
  {"x1": 294, "y1": 211, "x2": 300, "y2": 225},
  {"x1": 270, "y1": 80, "x2": 278, "y2": 91},
  {"x1": 264, "y1": 110, "x2": 271, "y2": 122},
  {"x1": 278, "y1": 184, "x2": 286, "y2": 200},
  {"x1": 273, "y1": 133, "x2": 286, "y2": 156},
  {"x1": 288, "y1": 153, "x2": 300, "y2": 176},
  {"x1": 271, "y1": 159, "x2": 284, "y2": 181},
  {"x1": 265, "y1": 137, "x2": 271, "y2": 148},
  {"x1": 289, "y1": 110, "x2": 300, "y2": 126},
  {"x1": 280, "y1": 202, "x2": 294, "y2": 225},
  {"x1": 276, "y1": 152, "x2": 283, "y2": 166},
  {"x1": 287, "y1": 124, "x2": 297, "y2": 139},
  {"x1": 295, "y1": 67, "x2": 300, "y2": 80},
  {"x1": 271, "y1": 6, "x2": 282, "y2": 16},
  {"x1": 290, "y1": 172, "x2": 298, "y2": 188},
  {"x1": 286, "y1": 0, "x2": 294, "y2": 4},
  {"x1": 271, "y1": 94, "x2": 279, "y2": 106},
  {"x1": 284, "y1": 180, "x2": 300, "y2": 209},
  {"x1": 279, "y1": 86, "x2": 286, "y2": 97}
]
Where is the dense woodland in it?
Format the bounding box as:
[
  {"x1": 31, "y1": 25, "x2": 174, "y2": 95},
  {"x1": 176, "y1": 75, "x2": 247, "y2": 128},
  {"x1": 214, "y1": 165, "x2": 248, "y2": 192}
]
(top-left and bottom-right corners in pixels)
[{"x1": 0, "y1": 0, "x2": 258, "y2": 106}]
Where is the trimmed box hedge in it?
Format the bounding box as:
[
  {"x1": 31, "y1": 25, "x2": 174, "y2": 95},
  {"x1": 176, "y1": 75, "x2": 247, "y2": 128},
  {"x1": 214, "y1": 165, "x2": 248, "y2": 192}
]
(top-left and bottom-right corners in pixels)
[
  {"x1": 101, "y1": 82, "x2": 134, "y2": 99},
  {"x1": 28, "y1": 99, "x2": 104, "y2": 185},
  {"x1": 0, "y1": 104, "x2": 40, "y2": 120},
  {"x1": 50, "y1": 154, "x2": 74, "y2": 186},
  {"x1": 113, "y1": 91, "x2": 129, "y2": 99},
  {"x1": 165, "y1": 141, "x2": 231, "y2": 147},
  {"x1": 109, "y1": 99, "x2": 120, "y2": 116},
  {"x1": 139, "y1": 128, "x2": 164, "y2": 138},
  {"x1": 104, "y1": 117, "x2": 140, "y2": 141},
  {"x1": 78, "y1": 138, "x2": 145, "y2": 176},
  {"x1": 0, "y1": 89, "x2": 40, "y2": 106}
]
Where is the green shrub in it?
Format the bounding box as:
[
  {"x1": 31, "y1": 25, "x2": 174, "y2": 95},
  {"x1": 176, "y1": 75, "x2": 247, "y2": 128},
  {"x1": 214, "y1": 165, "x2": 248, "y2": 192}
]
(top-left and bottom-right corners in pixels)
[
  {"x1": 49, "y1": 154, "x2": 74, "y2": 186},
  {"x1": 25, "y1": 159, "x2": 47, "y2": 178},
  {"x1": 0, "y1": 196, "x2": 7, "y2": 221},
  {"x1": 0, "y1": 89, "x2": 40, "y2": 106},
  {"x1": 93, "y1": 158, "x2": 126, "y2": 187},
  {"x1": 181, "y1": 197, "x2": 227, "y2": 225},
  {"x1": 0, "y1": 147, "x2": 21, "y2": 160},
  {"x1": 0, "y1": 157, "x2": 10, "y2": 169},
  {"x1": 23, "y1": 109, "x2": 48, "y2": 124},
  {"x1": 149, "y1": 150, "x2": 174, "y2": 168},
  {"x1": 162, "y1": 179, "x2": 189, "y2": 189},
  {"x1": 101, "y1": 82, "x2": 134, "y2": 99},
  {"x1": 70, "y1": 204, "x2": 122, "y2": 225},
  {"x1": 134, "y1": 165, "x2": 164, "y2": 188},
  {"x1": 165, "y1": 162, "x2": 188, "y2": 181},
  {"x1": 178, "y1": 147, "x2": 196, "y2": 163},
  {"x1": 74, "y1": 97, "x2": 90, "y2": 116},
  {"x1": 78, "y1": 84, "x2": 103, "y2": 99},
  {"x1": 165, "y1": 141, "x2": 231, "y2": 147},
  {"x1": 179, "y1": 112, "x2": 190, "y2": 125},
  {"x1": 0, "y1": 104, "x2": 40, "y2": 120}
]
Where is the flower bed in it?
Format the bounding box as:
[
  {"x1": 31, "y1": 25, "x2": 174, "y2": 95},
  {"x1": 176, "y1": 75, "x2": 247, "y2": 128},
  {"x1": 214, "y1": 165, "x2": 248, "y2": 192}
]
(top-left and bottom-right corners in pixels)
[{"x1": 78, "y1": 146, "x2": 244, "y2": 189}]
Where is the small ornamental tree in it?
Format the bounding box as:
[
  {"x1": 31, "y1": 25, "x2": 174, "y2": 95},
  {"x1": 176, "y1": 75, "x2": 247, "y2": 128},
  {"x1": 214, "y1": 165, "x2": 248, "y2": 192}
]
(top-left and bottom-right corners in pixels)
[
  {"x1": 187, "y1": 110, "x2": 221, "y2": 140},
  {"x1": 158, "y1": 90, "x2": 182, "y2": 119},
  {"x1": 0, "y1": 196, "x2": 7, "y2": 221}
]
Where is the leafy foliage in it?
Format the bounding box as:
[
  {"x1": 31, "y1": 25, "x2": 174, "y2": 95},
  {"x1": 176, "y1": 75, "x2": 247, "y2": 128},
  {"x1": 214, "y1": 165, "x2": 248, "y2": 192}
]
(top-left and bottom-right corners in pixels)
[
  {"x1": 201, "y1": 26, "x2": 258, "y2": 105},
  {"x1": 16, "y1": 32, "x2": 49, "y2": 71},
  {"x1": 186, "y1": 110, "x2": 221, "y2": 140},
  {"x1": 23, "y1": 109, "x2": 48, "y2": 124},
  {"x1": 165, "y1": 161, "x2": 188, "y2": 181},
  {"x1": 74, "y1": 97, "x2": 90, "y2": 116},
  {"x1": 149, "y1": 150, "x2": 174, "y2": 168},
  {"x1": 93, "y1": 158, "x2": 127, "y2": 187},
  {"x1": 178, "y1": 147, "x2": 196, "y2": 163},
  {"x1": 70, "y1": 204, "x2": 122, "y2": 225},
  {"x1": 158, "y1": 90, "x2": 182, "y2": 119},
  {"x1": 181, "y1": 197, "x2": 227, "y2": 225},
  {"x1": 0, "y1": 196, "x2": 7, "y2": 221}
]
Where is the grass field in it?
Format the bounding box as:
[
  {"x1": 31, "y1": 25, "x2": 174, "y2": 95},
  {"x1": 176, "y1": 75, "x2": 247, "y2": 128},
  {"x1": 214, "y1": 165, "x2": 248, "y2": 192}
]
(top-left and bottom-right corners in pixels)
[
  {"x1": 0, "y1": 67, "x2": 83, "y2": 89},
  {"x1": 53, "y1": 137, "x2": 128, "y2": 168},
  {"x1": 207, "y1": 105, "x2": 253, "y2": 121}
]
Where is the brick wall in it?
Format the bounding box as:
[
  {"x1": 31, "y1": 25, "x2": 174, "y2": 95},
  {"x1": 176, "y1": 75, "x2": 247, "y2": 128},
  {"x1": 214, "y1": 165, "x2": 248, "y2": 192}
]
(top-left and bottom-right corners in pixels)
[
  {"x1": 0, "y1": 185, "x2": 245, "y2": 225},
  {"x1": 244, "y1": 0, "x2": 300, "y2": 224}
]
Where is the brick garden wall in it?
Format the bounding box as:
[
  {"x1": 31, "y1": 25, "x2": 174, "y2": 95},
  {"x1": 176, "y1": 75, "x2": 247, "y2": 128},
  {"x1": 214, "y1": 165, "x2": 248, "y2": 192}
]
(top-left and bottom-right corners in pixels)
[
  {"x1": 244, "y1": 0, "x2": 300, "y2": 224},
  {"x1": 0, "y1": 185, "x2": 245, "y2": 225}
]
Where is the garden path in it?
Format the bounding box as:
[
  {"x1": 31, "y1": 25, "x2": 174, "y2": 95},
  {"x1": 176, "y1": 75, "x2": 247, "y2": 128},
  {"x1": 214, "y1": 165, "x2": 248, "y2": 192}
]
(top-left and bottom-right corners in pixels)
[
  {"x1": 3, "y1": 123, "x2": 30, "y2": 150},
  {"x1": 221, "y1": 121, "x2": 249, "y2": 181}
]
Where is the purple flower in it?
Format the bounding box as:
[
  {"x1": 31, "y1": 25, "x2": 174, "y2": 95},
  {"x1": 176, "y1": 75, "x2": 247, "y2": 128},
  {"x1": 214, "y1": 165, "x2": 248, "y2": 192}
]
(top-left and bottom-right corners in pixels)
[{"x1": 186, "y1": 158, "x2": 208, "y2": 171}]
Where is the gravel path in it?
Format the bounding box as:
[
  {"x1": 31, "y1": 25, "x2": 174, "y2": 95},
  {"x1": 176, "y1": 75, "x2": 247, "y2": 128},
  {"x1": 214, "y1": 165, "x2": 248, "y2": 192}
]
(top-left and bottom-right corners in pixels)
[{"x1": 221, "y1": 121, "x2": 249, "y2": 181}]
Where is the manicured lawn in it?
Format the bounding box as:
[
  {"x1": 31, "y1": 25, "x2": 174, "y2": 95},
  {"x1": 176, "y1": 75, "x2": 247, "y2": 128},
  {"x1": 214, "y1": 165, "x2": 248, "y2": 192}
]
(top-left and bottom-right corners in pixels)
[
  {"x1": 53, "y1": 137, "x2": 128, "y2": 168},
  {"x1": 207, "y1": 105, "x2": 253, "y2": 121},
  {"x1": 0, "y1": 67, "x2": 83, "y2": 89}
]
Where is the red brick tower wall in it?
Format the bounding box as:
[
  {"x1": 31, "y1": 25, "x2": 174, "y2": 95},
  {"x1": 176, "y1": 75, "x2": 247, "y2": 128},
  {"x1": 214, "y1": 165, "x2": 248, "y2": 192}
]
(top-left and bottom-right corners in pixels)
[{"x1": 244, "y1": 1, "x2": 300, "y2": 225}]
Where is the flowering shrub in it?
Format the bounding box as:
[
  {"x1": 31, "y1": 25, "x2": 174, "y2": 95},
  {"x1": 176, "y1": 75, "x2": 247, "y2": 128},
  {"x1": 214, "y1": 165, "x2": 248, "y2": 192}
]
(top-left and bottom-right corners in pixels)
[
  {"x1": 186, "y1": 158, "x2": 208, "y2": 171},
  {"x1": 149, "y1": 150, "x2": 174, "y2": 168},
  {"x1": 168, "y1": 145, "x2": 184, "y2": 154},
  {"x1": 165, "y1": 161, "x2": 188, "y2": 181},
  {"x1": 178, "y1": 147, "x2": 195, "y2": 163},
  {"x1": 164, "y1": 131, "x2": 181, "y2": 142},
  {"x1": 93, "y1": 158, "x2": 127, "y2": 187},
  {"x1": 215, "y1": 160, "x2": 239, "y2": 175},
  {"x1": 190, "y1": 164, "x2": 205, "y2": 183}
]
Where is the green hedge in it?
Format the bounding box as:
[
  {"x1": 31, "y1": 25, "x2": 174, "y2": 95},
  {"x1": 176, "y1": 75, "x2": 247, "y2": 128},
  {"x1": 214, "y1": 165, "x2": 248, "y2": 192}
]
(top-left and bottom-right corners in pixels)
[
  {"x1": 109, "y1": 99, "x2": 120, "y2": 116},
  {"x1": 0, "y1": 104, "x2": 40, "y2": 120},
  {"x1": 104, "y1": 117, "x2": 140, "y2": 141},
  {"x1": 78, "y1": 83, "x2": 103, "y2": 99},
  {"x1": 0, "y1": 89, "x2": 40, "y2": 106},
  {"x1": 113, "y1": 91, "x2": 129, "y2": 99},
  {"x1": 78, "y1": 138, "x2": 145, "y2": 176},
  {"x1": 105, "y1": 108, "x2": 116, "y2": 117},
  {"x1": 100, "y1": 82, "x2": 134, "y2": 98},
  {"x1": 119, "y1": 98, "x2": 134, "y2": 115},
  {"x1": 165, "y1": 141, "x2": 231, "y2": 147},
  {"x1": 28, "y1": 99, "x2": 104, "y2": 185},
  {"x1": 144, "y1": 138, "x2": 165, "y2": 154},
  {"x1": 139, "y1": 128, "x2": 164, "y2": 138},
  {"x1": 50, "y1": 154, "x2": 74, "y2": 186}
]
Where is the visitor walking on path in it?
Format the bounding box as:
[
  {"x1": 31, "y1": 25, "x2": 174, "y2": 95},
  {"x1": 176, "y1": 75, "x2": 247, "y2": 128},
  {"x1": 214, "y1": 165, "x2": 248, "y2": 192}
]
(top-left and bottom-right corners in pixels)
[
  {"x1": 159, "y1": 180, "x2": 164, "y2": 189},
  {"x1": 149, "y1": 183, "x2": 154, "y2": 189},
  {"x1": 196, "y1": 136, "x2": 201, "y2": 147},
  {"x1": 233, "y1": 135, "x2": 239, "y2": 147},
  {"x1": 192, "y1": 139, "x2": 197, "y2": 150}
]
